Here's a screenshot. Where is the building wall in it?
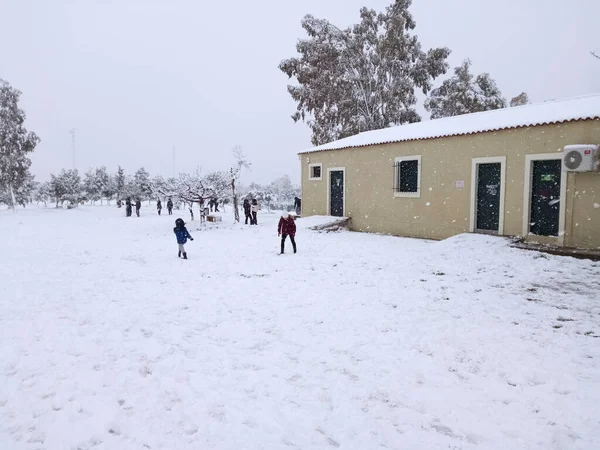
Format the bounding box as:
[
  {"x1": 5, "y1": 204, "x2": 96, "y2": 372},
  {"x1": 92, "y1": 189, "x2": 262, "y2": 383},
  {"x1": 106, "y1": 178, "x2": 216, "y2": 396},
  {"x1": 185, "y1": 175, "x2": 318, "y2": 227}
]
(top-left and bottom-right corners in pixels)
[{"x1": 300, "y1": 119, "x2": 600, "y2": 249}]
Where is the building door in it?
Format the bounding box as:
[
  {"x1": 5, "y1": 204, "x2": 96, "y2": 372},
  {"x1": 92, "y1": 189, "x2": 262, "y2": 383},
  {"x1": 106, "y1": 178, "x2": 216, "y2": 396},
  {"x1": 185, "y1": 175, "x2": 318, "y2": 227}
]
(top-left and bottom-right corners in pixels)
[
  {"x1": 476, "y1": 163, "x2": 501, "y2": 232},
  {"x1": 329, "y1": 170, "x2": 344, "y2": 217},
  {"x1": 530, "y1": 159, "x2": 561, "y2": 236}
]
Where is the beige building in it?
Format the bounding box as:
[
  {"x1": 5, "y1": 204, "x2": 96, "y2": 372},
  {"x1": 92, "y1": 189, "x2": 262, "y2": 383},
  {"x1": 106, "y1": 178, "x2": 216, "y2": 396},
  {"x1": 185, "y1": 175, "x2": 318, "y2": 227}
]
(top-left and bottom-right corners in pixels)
[{"x1": 299, "y1": 94, "x2": 600, "y2": 249}]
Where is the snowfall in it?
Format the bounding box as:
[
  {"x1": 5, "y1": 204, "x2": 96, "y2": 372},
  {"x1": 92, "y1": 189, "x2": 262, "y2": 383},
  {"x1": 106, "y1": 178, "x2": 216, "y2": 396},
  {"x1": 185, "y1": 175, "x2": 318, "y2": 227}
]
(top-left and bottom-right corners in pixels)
[{"x1": 0, "y1": 206, "x2": 599, "y2": 450}]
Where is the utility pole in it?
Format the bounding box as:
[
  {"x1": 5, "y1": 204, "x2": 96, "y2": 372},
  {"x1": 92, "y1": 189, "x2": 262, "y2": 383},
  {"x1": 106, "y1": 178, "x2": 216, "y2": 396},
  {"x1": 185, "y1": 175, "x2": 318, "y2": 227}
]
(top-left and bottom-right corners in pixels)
[{"x1": 69, "y1": 129, "x2": 76, "y2": 170}]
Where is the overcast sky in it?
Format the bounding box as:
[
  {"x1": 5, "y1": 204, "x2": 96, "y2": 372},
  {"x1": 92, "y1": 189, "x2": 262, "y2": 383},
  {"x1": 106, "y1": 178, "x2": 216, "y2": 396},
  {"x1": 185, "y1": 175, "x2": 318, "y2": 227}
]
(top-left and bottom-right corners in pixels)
[{"x1": 1, "y1": 0, "x2": 599, "y2": 185}]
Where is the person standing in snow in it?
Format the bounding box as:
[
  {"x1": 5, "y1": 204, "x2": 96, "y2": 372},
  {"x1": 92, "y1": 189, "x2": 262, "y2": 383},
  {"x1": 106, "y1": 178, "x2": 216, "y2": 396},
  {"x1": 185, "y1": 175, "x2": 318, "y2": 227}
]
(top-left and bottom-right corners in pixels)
[
  {"x1": 294, "y1": 197, "x2": 301, "y2": 215},
  {"x1": 278, "y1": 212, "x2": 297, "y2": 254},
  {"x1": 173, "y1": 218, "x2": 194, "y2": 259},
  {"x1": 157, "y1": 199, "x2": 162, "y2": 216},
  {"x1": 250, "y1": 199, "x2": 259, "y2": 225},
  {"x1": 167, "y1": 198, "x2": 173, "y2": 215},
  {"x1": 135, "y1": 199, "x2": 141, "y2": 217},
  {"x1": 125, "y1": 198, "x2": 132, "y2": 217},
  {"x1": 243, "y1": 198, "x2": 252, "y2": 225}
]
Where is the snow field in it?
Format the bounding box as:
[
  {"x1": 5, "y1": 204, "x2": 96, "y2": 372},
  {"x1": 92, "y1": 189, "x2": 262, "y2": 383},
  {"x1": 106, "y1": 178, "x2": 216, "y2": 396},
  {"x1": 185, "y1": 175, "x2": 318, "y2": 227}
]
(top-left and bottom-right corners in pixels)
[{"x1": 0, "y1": 206, "x2": 599, "y2": 449}]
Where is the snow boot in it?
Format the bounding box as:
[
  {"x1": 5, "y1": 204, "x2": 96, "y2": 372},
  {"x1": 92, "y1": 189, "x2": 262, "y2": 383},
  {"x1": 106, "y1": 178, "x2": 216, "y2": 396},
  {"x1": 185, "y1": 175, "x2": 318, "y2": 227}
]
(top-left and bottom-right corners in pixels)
[{"x1": 183, "y1": 252, "x2": 188, "y2": 260}]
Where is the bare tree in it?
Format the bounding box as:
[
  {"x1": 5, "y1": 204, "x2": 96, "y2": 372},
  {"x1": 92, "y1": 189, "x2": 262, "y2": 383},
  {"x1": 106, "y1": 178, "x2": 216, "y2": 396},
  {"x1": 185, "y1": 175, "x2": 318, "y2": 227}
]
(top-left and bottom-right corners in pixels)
[{"x1": 230, "y1": 146, "x2": 251, "y2": 223}]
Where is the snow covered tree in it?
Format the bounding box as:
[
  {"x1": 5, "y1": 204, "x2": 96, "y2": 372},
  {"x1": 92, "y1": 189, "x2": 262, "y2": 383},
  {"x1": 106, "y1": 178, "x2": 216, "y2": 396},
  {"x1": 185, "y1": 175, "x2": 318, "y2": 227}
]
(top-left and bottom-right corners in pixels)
[
  {"x1": 99, "y1": 168, "x2": 116, "y2": 204},
  {"x1": 133, "y1": 167, "x2": 152, "y2": 200},
  {"x1": 270, "y1": 175, "x2": 298, "y2": 205},
  {"x1": 0, "y1": 78, "x2": 40, "y2": 210},
  {"x1": 93, "y1": 166, "x2": 112, "y2": 204},
  {"x1": 33, "y1": 181, "x2": 51, "y2": 206},
  {"x1": 203, "y1": 171, "x2": 229, "y2": 202},
  {"x1": 115, "y1": 166, "x2": 125, "y2": 202},
  {"x1": 122, "y1": 176, "x2": 137, "y2": 200},
  {"x1": 82, "y1": 167, "x2": 111, "y2": 204},
  {"x1": 151, "y1": 175, "x2": 166, "y2": 200},
  {"x1": 280, "y1": 0, "x2": 450, "y2": 145},
  {"x1": 50, "y1": 169, "x2": 83, "y2": 207},
  {"x1": 229, "y1": 147, "x2": 251, "y2": 222},
  {"x1": 155, "y1": 176, "x2": 178, "y2": 201},
  {"x1": 510, "y1": 92, "x2": 529, "y2": 107},
  {"x1": 176, "y1": 170, "x2": 210, "y2": 206},
  {"x1": 83, "y1": 168, "x2": 101, "y2": 203},
  {"x1": 424, "y1": 59, "x2": 506, "y2": 119},
  {"x1": 0, "y1": 172, "x2": 35, "y2": 207}
]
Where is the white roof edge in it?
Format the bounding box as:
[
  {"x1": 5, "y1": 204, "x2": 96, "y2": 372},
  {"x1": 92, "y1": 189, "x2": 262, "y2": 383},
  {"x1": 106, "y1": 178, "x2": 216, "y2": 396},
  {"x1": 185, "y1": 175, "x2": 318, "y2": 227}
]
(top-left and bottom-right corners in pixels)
[{"x1": 299, "y1": 93, "x2": 600, "y2": 154}]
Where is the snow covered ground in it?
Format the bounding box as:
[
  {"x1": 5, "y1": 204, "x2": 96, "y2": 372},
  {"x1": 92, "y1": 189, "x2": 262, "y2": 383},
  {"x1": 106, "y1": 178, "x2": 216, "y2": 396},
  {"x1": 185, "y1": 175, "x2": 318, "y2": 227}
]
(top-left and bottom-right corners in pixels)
[{"x1": 1, "y1": 206, "x2": 599, "y2": 450}]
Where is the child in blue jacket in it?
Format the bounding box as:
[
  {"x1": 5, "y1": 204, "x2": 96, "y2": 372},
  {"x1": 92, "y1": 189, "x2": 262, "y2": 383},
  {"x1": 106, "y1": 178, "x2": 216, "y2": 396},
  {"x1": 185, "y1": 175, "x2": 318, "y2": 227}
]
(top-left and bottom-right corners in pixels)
[{"x1": 174, "y1": 218, "x2": 193, "y2": 259}]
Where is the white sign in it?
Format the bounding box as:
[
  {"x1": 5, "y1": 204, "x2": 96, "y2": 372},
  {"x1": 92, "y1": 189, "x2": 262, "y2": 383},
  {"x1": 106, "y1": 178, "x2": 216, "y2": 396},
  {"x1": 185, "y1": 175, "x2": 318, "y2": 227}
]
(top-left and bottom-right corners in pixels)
[{"x1": 455, "y1": 180, "x2": 465, "y2": 189}]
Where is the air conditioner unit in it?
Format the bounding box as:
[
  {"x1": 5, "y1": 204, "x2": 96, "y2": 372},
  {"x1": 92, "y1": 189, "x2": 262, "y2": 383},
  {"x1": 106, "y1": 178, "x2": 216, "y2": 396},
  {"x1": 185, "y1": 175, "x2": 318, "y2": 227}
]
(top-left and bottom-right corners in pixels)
[{"x1": 562, "y1": 144, "x2": 599, "y2": 172}]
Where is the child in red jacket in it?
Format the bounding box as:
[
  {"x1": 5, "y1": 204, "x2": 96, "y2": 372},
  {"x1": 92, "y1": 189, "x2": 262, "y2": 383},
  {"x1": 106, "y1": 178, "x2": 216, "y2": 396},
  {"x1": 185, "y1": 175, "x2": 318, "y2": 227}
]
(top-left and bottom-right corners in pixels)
[{"x1": 278, "y1": 212, "x2": 297, "y2": 254}]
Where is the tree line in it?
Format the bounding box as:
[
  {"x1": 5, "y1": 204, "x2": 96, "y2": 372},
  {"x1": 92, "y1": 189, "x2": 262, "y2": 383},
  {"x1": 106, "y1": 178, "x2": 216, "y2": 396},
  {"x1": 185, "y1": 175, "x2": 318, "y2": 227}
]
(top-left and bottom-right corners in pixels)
[
  {"x1": 0, "y1": 78, "x2": 299, "y2": 221},
  {"x1": 5, "y1": 159, "x2": 300, "y2": 215},
  {"x1": 279, "y1": 0, "x2": 530, "y2": 146}
]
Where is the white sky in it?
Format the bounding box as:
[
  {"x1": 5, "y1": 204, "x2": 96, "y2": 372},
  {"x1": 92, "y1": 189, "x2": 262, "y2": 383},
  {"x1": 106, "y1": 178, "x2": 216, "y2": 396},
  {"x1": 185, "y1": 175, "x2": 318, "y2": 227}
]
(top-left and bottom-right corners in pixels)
[{"x1": 1, "y1": 0, "x2": 599, "y2": 185}]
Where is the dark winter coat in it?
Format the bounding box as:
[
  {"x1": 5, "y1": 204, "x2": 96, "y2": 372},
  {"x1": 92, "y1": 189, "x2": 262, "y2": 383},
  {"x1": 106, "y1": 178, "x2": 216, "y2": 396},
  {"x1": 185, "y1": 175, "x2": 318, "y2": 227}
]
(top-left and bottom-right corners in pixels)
[
  {"x1": 174, "y1": 226, "x2": 193, "y2": 244},
  {"x1": 157, "y1": 200, "x2": 162, "y2": 210},
  {"x1": 243, "y1": 199, "x2": 251, "y2": 213},
  {"x1": 278, "y1": 216, "x2": 296, "y2": 236},
  {"x1": 167, "y1": 200, "x2": 173, "y2": 209},
  {"x1": 135, "y1": 200, "x2": 141, "y2": 209}
]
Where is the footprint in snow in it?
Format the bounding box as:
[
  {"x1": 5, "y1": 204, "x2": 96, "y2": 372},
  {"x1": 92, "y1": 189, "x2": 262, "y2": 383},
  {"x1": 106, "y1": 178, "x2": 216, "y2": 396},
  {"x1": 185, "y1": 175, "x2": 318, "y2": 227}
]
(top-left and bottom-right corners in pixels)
[{"x1": 315, "y1": 427, "x2": 340, "y2": 448}]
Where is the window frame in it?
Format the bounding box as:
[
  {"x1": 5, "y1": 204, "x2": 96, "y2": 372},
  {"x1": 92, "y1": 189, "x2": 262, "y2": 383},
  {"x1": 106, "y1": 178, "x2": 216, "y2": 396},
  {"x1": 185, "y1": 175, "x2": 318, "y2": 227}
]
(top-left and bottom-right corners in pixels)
[
  {"x1": 308, "y1": 163, "x2": 323, "y2": 181},
  {"x1": 393, "y1": 155, "x2": 422, "y2": 198}
]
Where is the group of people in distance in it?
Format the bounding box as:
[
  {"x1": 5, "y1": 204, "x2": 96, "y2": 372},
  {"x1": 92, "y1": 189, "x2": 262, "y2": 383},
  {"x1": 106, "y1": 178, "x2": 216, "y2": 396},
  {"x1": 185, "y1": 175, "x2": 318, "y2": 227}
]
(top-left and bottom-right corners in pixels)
[
  {"x1": 156, "y1": 198, "x2": 174, "y2": 216},
  {"x1": 243, "y1": 198, "x2": 260, "y2": 225},
  {"x1": 116, "y1": 198, "x2": 141, "y2": 217},
  {"x1": 119, "y1": 197, "x2": 175, "y2": 217}
]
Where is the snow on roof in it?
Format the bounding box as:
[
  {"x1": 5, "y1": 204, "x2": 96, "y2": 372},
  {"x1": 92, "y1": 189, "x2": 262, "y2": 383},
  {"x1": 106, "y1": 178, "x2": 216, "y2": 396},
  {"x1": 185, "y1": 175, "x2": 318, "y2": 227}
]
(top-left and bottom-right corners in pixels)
[{"x1": 299, "y1": 93, "x2": 600, "y2": 154}]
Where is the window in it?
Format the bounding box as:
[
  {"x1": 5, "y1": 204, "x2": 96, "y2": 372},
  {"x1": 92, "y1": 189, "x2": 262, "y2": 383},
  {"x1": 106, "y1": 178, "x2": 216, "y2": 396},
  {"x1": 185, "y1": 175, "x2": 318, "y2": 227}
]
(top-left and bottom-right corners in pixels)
[
  {"x1": 394, "y1": 155, "x2": 421, "y2": 198},
  {"x1": 309, "y1": 163, "x2": 322, "y2": 181}
]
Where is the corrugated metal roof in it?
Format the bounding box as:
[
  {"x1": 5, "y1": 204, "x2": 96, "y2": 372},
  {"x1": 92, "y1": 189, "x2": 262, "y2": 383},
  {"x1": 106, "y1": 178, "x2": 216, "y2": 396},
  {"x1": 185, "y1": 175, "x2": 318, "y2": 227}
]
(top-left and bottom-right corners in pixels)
[{"x1": 299, "y1": 93, "x2": 600, "y2": 154}]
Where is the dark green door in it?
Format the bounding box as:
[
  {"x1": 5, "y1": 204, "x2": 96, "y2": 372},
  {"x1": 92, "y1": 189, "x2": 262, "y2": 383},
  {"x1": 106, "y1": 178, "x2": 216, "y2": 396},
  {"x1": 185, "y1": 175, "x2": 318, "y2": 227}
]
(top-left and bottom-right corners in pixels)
[
  {"x1": 530, "y1": 160, "x2": 561, "y2": 236},
  {"x1": 330, "y1": 170, "x2": 344, "y2": 217},
  {"x1": 476, "y1": 163, "x2": 501, "y2": 231}
]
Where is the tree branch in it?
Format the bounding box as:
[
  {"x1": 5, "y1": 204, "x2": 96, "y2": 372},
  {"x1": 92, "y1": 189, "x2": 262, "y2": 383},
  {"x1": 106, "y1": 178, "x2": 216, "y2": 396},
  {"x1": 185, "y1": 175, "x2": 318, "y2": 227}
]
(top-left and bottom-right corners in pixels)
[{"x1": 591, "y1": 51, "x2": 600, "y2": 60}]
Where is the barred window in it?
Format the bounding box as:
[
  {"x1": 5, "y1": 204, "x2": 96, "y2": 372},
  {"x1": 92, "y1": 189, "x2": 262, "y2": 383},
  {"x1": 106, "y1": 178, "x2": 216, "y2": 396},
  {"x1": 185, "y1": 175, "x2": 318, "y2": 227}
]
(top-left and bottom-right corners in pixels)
[
  {"x1": 394, "y1": 156, "x2": 421, "y2": 198},
  {"x1": 309, "y1": 163, "x2": 322, "y2": 181}
]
